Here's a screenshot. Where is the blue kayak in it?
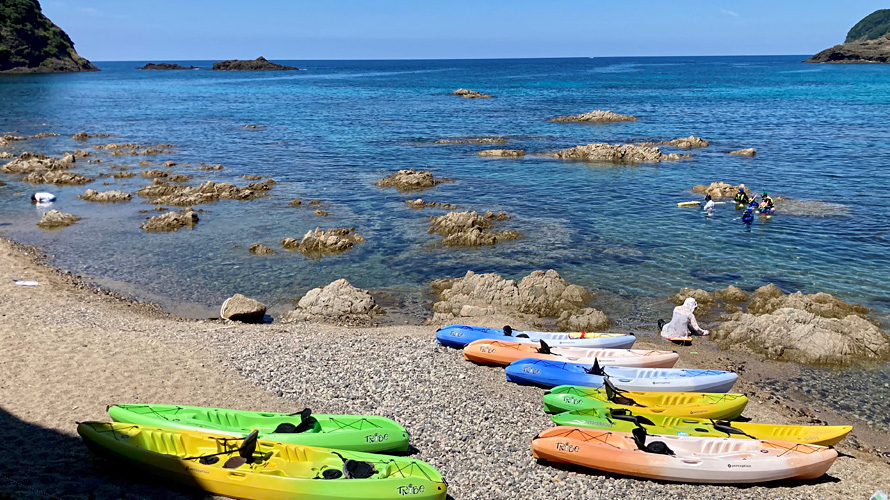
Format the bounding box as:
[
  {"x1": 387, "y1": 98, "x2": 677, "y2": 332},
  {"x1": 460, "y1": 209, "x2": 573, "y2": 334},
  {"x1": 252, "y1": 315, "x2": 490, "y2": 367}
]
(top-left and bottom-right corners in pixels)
[
  {"x1": 505, "y1": 358, "x2": 738, "y2": 393},
  {"x1": 435, "y1": 324, "x2": 635, "y2": 349}
]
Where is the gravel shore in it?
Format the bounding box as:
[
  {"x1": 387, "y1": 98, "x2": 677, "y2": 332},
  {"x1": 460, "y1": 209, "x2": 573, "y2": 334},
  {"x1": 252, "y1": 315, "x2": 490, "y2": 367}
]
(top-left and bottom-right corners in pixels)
[{"x1": 1, "y1": 237, "x2": 888, "y2": 499}]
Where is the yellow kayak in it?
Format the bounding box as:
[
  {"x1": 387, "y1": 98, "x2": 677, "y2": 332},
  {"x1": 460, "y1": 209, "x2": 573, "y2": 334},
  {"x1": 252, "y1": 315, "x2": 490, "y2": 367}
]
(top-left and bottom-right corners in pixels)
[
  {"x1": 77, "y1": 422, "x2": 447, "y2": 500},
  {"x1": 543, "y1": 384, "x2": 748, "y2": 420}
]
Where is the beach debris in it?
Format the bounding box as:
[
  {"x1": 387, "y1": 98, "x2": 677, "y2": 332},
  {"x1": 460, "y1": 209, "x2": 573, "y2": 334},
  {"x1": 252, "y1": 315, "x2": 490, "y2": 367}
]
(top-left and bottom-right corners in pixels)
[
  {"x1": 280, "y1": 227, "x2": 364, "y2": 257},
  {"x1": 23, "y1": 170, "x2": 93, "y2": 185},
  {"x1": 248, "y1": 243, "x2": 275, "y2": 255},
  {"x1": 140, "y1": 208, "x2": 199, "y2": 232},
  {"x1": 730, "y1": 148, "x2": 757, "y2": 156},
  {"x1": 78, "y1": 189, "x2": 132, "y2": 203},
  {"x1": 405, "y1": 199, "x2": 458, "y2": 210},
  {"x1": 428, "y1": 269, "x2": 597, "y2": 325},
  {"x1": 450, "y1": 88, "x2": 493, "y2": 99},
  {"x1": 550, "y1": 110, "x2": 637, "y2": 123},
  {"x1": 281, "y1": 279, "x2": 383, "y2": 325},
  {"x1": 691, "y1": 181, "x2": 749, "y2": 199},
  {"x1": 212, "y1": 57, "x2": 299, "y2": 71},
  {"x1": 12, "y1": 279, "x2": 39, "y2": 286},
  {"x1": 434, "y1": 137, "x2": 507, "y2": 144},
  {"x1": 552, "y1": 143, "x2": 689, "y2": 163},
  {"x1": 72, "y1": 131, "x2": 111, "y2": 141},
  {"x1": 1, "y1": 152, "x2": 75, "y2": 174},
  {"x1": 137, "y1": 179, "x2": 274, "y2": 205},
  {"x1": 37, "y1": 209, "x2": 79, "y2": 229},
  {"x1": 428, "y1": 210, "x2": 520, "y2": 247},
  {"x1": 477, "y1": 149, "x2": 525, "y2": 157},
  {"x1": 375, "y1": 169, "x2": 451, "y2": 191},
  {"x1": 220, "y1": 294, "x2": 267, "y2": 323}
]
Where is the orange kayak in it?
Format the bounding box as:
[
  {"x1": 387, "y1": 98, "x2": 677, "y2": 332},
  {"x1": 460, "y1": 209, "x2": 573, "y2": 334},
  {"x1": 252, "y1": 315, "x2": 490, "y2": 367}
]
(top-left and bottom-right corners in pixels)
[
  {"x1": 463, "y1": 339, "x2": 678, "y2": 369},
  {"x1": 532, "y1": 426, "x2": 837, "y2": 484}
]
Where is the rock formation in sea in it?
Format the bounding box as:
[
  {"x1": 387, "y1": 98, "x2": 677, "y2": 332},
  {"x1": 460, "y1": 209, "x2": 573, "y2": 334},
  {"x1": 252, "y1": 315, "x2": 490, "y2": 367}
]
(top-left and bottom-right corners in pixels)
[
  {"x1": 72, "y1": 132, "x2": 111, "y2": 141},
  {"x1": 0, "y1": 134, "x2": 26, "y2": 146},
  {"x1": 434, "y1": 137, "x2": 507, "y2": 145},
  {"x1": 211, "y1": 56, "x2": 299, "y2": 71},
  {"x1": 450, "y1": 88, "x2": 493, "y2": 99},
  {"x1": 280, "y1": 227, "x2": 365, "y2": 257},
  {"x1": 137, "y1": 179, "x2": 274, "y2": 205},
  {"x1": 428, "y1": 210, "x2": 521, "y2": 247},
  {"x1": 477, "y1": 149, "x2": 525, "y2": 157},
  {"x1": 37, "y1": 209, "x2": 79, "y2": 229},
  {"x1": 248, "y1": 243, "x2": 275, "y2": 255},
  {"x1": 552, "y1": 143, "x2": 689, "y2": 163},
  {"x1": 140, "y1": 209, "x2": 199, "y2": 232},
  {"x1": 730, "y1": 148, "x2": 757, "y2": 156},
  {"x1": 427, "y1": 269, "x2": 603, "y2": 328},
  {"x1": 220, "y1": 294, "x2": 266, "y2": 323},
  {"x1": 691, "y1": 181, "x2": 750, "y2": 199},
  {"x1": 375, "y1": 169, "x2": 451, "y2": 191},
  {"x1": 0, "y1": 0, "x2": 98, "y2": 73},
  {"x1": 1, "y1": 152, "x2": 75, "y2": 173},
  {"x1": 281, "y1": 279, "x2": 384, "y2": 325},
  {"x1": 405, "y1": 199, "x2": 458, "y2": 210},
  {"x1": 550, "y1": 110, "x2": 637, "y2": 123},
  {"x1": 806, "y1": 10, "x2": 890, "y2": 63},
  {"x1": 137, "y1": 63, "x2": 199, "y2": 70},
  {"x1": 659, "y1": 136, "x2": 709, "y2": 149},
  {"x1": 23, "y1": 170, "x2": 92, "y2": 185},
  {"x1": 78, "y1": 189, "x2": 132, "y2": 203}
]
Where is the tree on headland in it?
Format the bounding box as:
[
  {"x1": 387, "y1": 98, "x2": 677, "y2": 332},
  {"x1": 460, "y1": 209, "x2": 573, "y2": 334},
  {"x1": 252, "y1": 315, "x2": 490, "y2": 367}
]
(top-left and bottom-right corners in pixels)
[{"x1": 0, "y1": 0, "x2": 97, "y2": 73}]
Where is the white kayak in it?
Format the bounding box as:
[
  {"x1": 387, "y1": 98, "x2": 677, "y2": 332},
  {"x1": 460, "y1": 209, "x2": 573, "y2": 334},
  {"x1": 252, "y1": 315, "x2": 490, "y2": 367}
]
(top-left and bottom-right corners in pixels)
[{"x1": 533, "y1": 426, "x2": 838, "y2": 484}]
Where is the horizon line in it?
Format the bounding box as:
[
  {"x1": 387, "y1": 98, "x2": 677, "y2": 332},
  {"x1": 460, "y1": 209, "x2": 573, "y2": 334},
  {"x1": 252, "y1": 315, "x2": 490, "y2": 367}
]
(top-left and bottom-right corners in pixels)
[{"x1": 92, "y1": 54, "x2": 814, "y2": 63}]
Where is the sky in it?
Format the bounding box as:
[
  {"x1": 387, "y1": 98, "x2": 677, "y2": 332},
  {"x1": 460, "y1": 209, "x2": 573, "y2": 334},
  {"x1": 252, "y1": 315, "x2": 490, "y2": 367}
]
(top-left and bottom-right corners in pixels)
[{"x1": 43, "y1": 0, "x2": 889, "y2": 61}]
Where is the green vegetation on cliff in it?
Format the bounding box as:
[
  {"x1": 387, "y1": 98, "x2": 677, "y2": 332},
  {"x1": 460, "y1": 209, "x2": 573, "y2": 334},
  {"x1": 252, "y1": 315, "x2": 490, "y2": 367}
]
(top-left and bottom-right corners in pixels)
[
  {"x1": 0, "y1": 0, "x2": 97, "y2": 73},
  {"x1": 845, "y1": 9, "x2": 890, "y2": 42}
]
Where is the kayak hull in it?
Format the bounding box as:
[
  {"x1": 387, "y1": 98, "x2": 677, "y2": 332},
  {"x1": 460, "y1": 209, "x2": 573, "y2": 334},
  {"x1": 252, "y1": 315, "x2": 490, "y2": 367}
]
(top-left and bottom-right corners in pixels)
[
  {"x1": 464, "y1": 339, "x2": 678, "y2": 369},
  {"x1": 532, "y1": 427, "x2": 837, "y2": 484},
  {"x1": 505, "y1": 359, "x2": 738, "y2": 393},
  {"x1": 542, "y1": 385, "x2": 748, "y2": 420},
  {"x1": 435, "y1": 324, "x2": 635, "y2": 349}
]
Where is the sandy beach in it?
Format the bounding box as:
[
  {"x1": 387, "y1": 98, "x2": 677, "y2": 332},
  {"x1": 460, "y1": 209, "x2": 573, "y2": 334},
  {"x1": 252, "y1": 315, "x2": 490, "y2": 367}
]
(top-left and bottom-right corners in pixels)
[{"x1": 0, "y1": 236, "x2": 888, "y2": 499}]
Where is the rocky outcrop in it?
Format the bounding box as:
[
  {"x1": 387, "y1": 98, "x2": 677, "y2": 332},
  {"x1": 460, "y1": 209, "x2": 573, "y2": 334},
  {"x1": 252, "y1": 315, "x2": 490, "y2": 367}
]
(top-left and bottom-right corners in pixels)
[
  {"x1": 0, "y1": 134, "x2": 26, "y2": 145},
  {"x1": 669, "y1": 288, "x2": 715, "y2": 307},
  {"x1": 78, "y1": 189, "x2": 131, "y2": 203},
  {"x1": 112, "y1": 172, "x2": 135, "y2": 179},
  {"x1": 280, "y1": 227, "x2": 365, "y2": 256},
  {"x1": 249, "y1": 243, "x2": 275, "y2": 255},
  {"x1": 428, "y1": 210, "x2": 520, "y2": 247},
  {"x1": 199, "y1": 163, "x2": 224, "y2": 171},
  {"x1": 659, "y1": 136, "x2": 709, "y2": 149},
  {"x1": 241, "y1": 174, "x2": 262, "y2": 180},
  {"x1": 405, "y1": 199, "x2": 458, "y2": 210},
  {"x1": 477, "y1": 149, "x2": 525, "y2": 157},
  {"x1": 23, "y1": 170, "x2": 92, "y2": 185},
  {"x1": 141, "y1": 170, "x2": 168, "y2": 178},
  {"x1": 29, "y1": 132, "x2": 58, "y2": 139},
  {"x1": 730, "y1": 148, "x2": 757, "y2": 156},
  {"x1": 552, "y1": 143, "x2": 688, "y2": 163},
  {"x1": 434, "y1": 137, "x2": 507, "y2": 145},
  {"x1": 220, "y1": 294, "x2": 266, "y2": 323},
  {"x1": 714, "y1": 285, "x2": 748, "y2": 303},
  {"x1": 138, "y1": 63, "x2": 199, "y2": 70},
  {"x1": 557, "y1": 308, "x2": 610, "y2": 332},
  {"x1": 375, "y1": 169, "x2": 451, "y2": 191},
  {"x1": 0, "y1": 0, "x2": 98, "y2": 74},
  {"x1": 72, "y1": 132, "x2": 110, "y2": 141},
  {"x1": 137, "y1": 179, "x2": 274, "y2": 205},
  {"x1": 691, "y1": 181, "x2": 750, "y2": 199},
  {"x1": 36, "y1": 209, "x2": 79, "y2": 229},
  {"x1": 550, "y1": 110, "x2": 637, "y2": 123},
  {"x1": 281, "y1": 279, "x2": 383, "y2": 325},
  {"x1": 428, "y1": 269, "x2": 596, "y2": 325},
  {"x1": 140, "y1": 209, "x2": 199, "y2": 232},
  {"x1": 450, "y1": 88, "x2": 493, "y2": 99},
  {"x1": 211, "y1": 57, "x2": 299, "y2": 71},
  {"x1": 1, "y1": 152, "x2": 75, "y2": 173},
  {"x1": 806, "y1": 34, "x2": 890, "y2": 63}
]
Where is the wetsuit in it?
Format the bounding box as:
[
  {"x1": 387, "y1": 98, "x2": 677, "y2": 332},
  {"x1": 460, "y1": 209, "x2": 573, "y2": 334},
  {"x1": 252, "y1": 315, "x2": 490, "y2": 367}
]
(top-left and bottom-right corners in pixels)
[{"x1": 734, "y1": 191, "x2": 750, "y2": 204}]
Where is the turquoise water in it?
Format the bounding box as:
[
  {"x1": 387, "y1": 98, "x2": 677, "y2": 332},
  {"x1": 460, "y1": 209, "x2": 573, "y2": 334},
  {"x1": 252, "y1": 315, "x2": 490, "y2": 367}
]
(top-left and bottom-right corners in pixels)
[{"x1": 1, "y1": 56, "x2": 889, "y2": 318}]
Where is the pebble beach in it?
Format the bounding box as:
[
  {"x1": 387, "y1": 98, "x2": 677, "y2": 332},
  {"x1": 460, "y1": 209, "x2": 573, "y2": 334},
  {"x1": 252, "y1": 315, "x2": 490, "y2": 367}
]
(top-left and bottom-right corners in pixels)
[{"x1": 2, "y1": 237, "x2": 888, "y2": 499}]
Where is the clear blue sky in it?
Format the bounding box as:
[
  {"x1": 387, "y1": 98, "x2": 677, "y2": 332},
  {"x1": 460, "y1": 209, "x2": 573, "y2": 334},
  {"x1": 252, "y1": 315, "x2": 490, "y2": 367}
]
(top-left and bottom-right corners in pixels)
[{"x1": 43, "y1": 0, "x2": 888, "y2": 61}]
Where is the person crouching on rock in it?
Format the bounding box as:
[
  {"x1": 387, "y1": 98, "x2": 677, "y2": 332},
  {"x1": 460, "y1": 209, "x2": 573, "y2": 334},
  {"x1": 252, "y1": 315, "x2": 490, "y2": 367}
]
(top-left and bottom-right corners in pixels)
[{"x1": 658, "y1": 298, "x2": 709, "y2": 338}]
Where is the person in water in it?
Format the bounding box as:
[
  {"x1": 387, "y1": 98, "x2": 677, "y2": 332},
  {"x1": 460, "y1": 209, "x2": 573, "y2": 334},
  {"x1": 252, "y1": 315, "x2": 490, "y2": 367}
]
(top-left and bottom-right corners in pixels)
[
  {"x1": 658, "y1": 297, "x2": 709, "y2": 338},
  {"x1": 759, "y1": 191, "x2": 775, "y2": 213},
  {"x1": 734, "y1": 185, "x2": 750, "y2": 205},
  {"x1": 702, "y1": 194, "x2": 715, "y2": 211},
  {"x1": 742, "y1": 207, "x2": 754, "y2": 224}
]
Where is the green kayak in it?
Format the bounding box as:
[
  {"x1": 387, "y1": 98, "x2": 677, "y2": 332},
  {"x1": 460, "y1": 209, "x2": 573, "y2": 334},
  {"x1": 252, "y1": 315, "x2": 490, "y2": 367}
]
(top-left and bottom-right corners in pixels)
[{"x1": 108, "y1": 404, "x2": 410, "y2": 453}]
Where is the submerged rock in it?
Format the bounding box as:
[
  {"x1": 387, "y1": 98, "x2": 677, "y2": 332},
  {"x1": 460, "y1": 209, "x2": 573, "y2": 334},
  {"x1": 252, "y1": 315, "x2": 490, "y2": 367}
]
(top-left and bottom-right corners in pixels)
[
  {"x1": 552, "y1": 143, "x2": 688, "y2": 163},
  {"x1": 29, "y1": 132, "x2": 59, "y2": 139},
  {"x1": 477, "y1": 149, "x2": 525, "y2": 157},
  {"x1": 72, "y1": 132, "x2": 110, "y2": 141},
  {"x1": 730, "y1": 148, "x2": 757, "y2": 156},
  {"x1": 249, "y1": 243, "x2": 275, "y2": 255},
  {"x1": 434, "y1": 137, "x2": 507, "y2": 145},
  {"x1": 428, "y1": 210, "x2": 520, "y2": 247},
  {"x1": 280, "y1": 227, "x2": 365, "y2": 257},
  {"x1": 198, "y1": 163, "x2": 224, "y2": 171},
  {"x1": 137, "y1": 179, "x2": 274, "y2": 205},
  {"x1": 281, "y1": 279, "x2": 383, "y2": 325},
  {"x1": 78, "y1": 189, "x2": 132, "y2": 203},
  {"x1": 37, "y1": 210, "x2": 79, "y2": 229},
  {"x1": 1, "y1": 152, "x2": 75, "y2": 174},
  {"x1": 450, "y1": 88, "x2": 493, "y2": 99},
  {"x1": 405, "y1": 199, "x2": 458, "y2": 210},
  {"x1": 550, "y1": 110, "x2": 637, "y2": 123},
  {"x1": 212, "y1": 56, "x2": 299, "y2": 71},
  {"x1": 140, "y1": 209, "x2": 199, "y2": 232},
  {"x1": 375, "y1": 169, "x2": 451, "y2": 191},
  {"x1": 220, "y1": 294, "x2": 266, "y2": 323}
]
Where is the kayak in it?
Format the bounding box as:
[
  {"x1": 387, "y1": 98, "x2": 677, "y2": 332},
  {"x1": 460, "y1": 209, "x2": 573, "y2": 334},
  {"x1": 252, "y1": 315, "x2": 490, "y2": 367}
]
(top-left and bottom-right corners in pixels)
[
  {"x1": 504, "y1": 359, "x2": 738, "y2": 393},
  {"x1": 77, "y1": 422, "x2": 447, "y2": 500},
  {"x1": 550, "y1": 407, "x2": 852, "y2": 446},
  {"x1": 463, "y1": 339, "x2": 679, "y2": 369},
  {"x1": 435, "y1": 324, "x2": 635, "y2": 349},
  {"x1": 532, "y1": 426, "x2": 837, "y2": 484},
  {"x1": 542, "y1": 384, "x2": 748, "y2": 420},
  {"x1": 108, "y1": 404, "x2": 409, "y2": 453}
]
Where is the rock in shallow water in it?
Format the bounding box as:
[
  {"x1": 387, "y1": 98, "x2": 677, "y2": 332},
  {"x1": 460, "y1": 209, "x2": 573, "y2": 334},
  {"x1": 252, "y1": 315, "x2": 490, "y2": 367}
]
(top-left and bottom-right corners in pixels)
[
  {"x1": 37, "y1": 210, "x2": 79, "y2": 229},
  {"x1": 281, "y1": 227, "x2": 364, "y2": 257},
  {"x1": 78, "y1": 189, "x2": 131, "y2": 203},
  {"x1": 375, "y1": 169, "x2": 451, "y2": 191},
  {"x1": 552, "y1": 143, "x2": 688, "y2": 163},
  {"x1": 550, "y1": 110, "x2": 637, "y2": 122},
  {"x1": 140, "y1": 209, "x2": 199, "y2": 232}
]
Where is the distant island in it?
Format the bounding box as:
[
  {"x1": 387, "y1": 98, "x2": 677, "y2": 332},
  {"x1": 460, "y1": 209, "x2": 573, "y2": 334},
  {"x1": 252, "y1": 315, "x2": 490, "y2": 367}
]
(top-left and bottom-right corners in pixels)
[
  {"x1": 806, "y1": 9, "x2": 890, "y2": 63},
  {"x1": 211, "y1": 56, "x2": 299, "y2": 71},
  {"x1": 138, "y1": 63, "x2": 200, "y2": 70},
  {"x1": 0, "y1": 0, "x2": 98, "y2": 73}
]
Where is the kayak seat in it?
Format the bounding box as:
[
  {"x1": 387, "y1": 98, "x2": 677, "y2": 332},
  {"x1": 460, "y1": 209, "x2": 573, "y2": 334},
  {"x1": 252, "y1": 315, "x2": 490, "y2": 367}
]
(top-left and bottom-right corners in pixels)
[
  {"x1": 632, "y1": 427, "x2": 674, "y2": 456},
  {"x1": 344, "y1": 459, "x2": 376, "y2": 479},
  {"x1": 516, "y1": 334, "x2": 530, "y2": 338}
]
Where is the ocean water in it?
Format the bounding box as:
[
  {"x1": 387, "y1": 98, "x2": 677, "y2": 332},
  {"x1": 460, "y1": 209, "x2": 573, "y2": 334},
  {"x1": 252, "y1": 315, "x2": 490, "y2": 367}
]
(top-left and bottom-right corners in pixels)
[{"x1": 1, "y1": 56, "x2": 889, "y2": 317}]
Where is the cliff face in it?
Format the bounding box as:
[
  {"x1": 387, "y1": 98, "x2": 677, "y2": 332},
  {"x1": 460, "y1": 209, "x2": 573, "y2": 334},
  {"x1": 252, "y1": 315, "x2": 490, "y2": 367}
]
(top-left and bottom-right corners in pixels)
[
  {"x1": 806, "y1": 9, "x2": 890, "y2": 63},
  {"x1": 0, "y1": 0, "x2": 98, "y2": 74}
]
